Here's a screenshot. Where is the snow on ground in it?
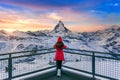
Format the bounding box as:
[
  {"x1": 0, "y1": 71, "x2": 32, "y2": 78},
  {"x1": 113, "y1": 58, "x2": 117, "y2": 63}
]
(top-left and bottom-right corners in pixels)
[
  {"x1": 12, "y1": 60, "x2": 51, "y2": 76},
  {"x1": 63, "y1": 67, "x2": 109, "y2": 80},
  {"x1": 12, "y1": 68, "x2": 56, "y2": 80}
]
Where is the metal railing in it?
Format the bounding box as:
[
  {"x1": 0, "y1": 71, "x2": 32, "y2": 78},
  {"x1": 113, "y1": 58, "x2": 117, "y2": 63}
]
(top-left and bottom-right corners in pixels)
[
  {"x1": 0, "y1": 48, "x2": 56, "y2": 80},
  {"x1": 0, "y1": 48, "x2": 120, "y2": 80},
  {"x1": 63, "y1": 48, "x2": 120, "y2": 80}
]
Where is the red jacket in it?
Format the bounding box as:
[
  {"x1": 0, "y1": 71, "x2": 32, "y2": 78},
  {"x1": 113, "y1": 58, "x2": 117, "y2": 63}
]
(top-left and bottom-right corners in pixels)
[{"x1": 54, "y1": 37, "x2": 67, "y2": 61}]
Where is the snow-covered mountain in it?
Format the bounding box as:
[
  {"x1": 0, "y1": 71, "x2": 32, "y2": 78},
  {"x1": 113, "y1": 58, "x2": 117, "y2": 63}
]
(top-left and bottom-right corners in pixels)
[
  {"x1": 0, "y1": 21, "x2": 120, "y2": 54},
  {"x1": 52, "y1": 21, "x2": 71, "y2": 33},
  {"x1": 50, "y1": 21, "x2": 71, "y2": 36},
  {"x1": 101, "y1": 25, "x2": 120, "y2": 53}
]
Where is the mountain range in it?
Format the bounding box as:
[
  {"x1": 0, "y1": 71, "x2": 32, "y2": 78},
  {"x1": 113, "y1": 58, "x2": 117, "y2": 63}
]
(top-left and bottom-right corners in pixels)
[{"x1": 0, "y1": 21, "x2": 120, "y2": 54}]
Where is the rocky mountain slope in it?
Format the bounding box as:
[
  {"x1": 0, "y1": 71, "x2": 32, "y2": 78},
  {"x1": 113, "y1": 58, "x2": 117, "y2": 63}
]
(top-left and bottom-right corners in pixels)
[{"x1": 0, "y1": 21, "x2": 120, "y2": 54}]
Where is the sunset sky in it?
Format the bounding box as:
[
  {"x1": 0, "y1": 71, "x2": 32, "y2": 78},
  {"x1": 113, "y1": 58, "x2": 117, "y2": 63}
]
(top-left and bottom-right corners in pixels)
[{"x1": 0, "y1": 0, "x2": 120, "y2": 32}]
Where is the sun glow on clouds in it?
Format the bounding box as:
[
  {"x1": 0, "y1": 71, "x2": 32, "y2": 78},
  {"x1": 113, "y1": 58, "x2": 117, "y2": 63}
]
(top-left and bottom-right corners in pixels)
[
  {"x1": 0, "y1": 0, "x2": 119, "y2": 32},
  {"x1": 0, "y1": 9, "x2": 108, "y2": 32},
  {"x1": 17, "y1": 20, "x2": 29, "y2": 24},
  {"x1": 69, "y1": 25, "x2": 107, "y2": 32},
  {"x1": 48, "y1": 13, "x2": 63, "y2": 20},
  {"x1": 0, "y1": 29, "x2": 14, "y2": 33}
]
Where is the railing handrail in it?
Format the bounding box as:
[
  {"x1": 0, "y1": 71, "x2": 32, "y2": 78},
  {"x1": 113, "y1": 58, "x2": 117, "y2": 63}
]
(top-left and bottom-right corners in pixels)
[
  {"x1": 0, "y1": 48, "x2": 120, "y2": 60},
  {"x1": 64, "y1": 51, "x2": 120, "y2": 60},
  {"x1": 0, "y1": 49, "x2": 55, "y2": 80},
  {"x1": 0, "y1": 51, "x2": 56, "y2": 61},
  {"x1": 64, "y1": 48, "x2": 120, "y2": 80},
  {"x1": 0, "y1": 48, "x2": 119, "y2": 80},
  {"x1": 0, "y1": 48, "x2": 120, "y2": 56},
  {"x1": 0, "y1": 48, "x2": 54, "y2": 56},
  {"x1": 65, "y1": 48, "x2": 120, "y2": 56}
]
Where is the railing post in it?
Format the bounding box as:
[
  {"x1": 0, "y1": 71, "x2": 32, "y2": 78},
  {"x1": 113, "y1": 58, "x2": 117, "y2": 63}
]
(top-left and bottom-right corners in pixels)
[
  {"x1": 8, "y1": 54, "x2": 12, "y2": 80},
  {"x1": 92, "y1": 52, "x2": 95, "y2": 79}
]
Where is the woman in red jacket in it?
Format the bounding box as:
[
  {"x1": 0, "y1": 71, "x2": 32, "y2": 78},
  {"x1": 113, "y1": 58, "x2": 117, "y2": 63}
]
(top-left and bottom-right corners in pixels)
[{"x1": 54, "y1": 36, "x2": 67, "y2": 77}]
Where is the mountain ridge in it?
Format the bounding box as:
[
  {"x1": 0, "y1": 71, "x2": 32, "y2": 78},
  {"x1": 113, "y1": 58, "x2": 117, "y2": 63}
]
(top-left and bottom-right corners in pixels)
[{"x1": 0, "y1": 21, "x2": 120, "y2": 55}]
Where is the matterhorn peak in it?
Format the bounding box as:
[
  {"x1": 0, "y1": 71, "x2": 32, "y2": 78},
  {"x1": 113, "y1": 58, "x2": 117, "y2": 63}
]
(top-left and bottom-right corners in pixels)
[{"x1": 52, "y1": 21, "x2": 71, "y2": 33}]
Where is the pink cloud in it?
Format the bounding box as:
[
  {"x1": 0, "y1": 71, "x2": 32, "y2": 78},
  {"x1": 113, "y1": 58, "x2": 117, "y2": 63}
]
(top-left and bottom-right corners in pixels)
[
  {"x1": 0, "y1": 4, "x2": 109, "y2": 32},
  {"x1": 69, "y1": 24, "x2": 108, "y2": 32},
  {"x1": 54, "y1": 9, "x2": 100, "y2": 24}
]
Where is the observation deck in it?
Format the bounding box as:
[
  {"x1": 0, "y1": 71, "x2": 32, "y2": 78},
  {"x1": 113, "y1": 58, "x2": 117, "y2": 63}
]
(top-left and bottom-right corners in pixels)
[{"x1": 0, "y1": 48, "x2": 119, "y2": 80}]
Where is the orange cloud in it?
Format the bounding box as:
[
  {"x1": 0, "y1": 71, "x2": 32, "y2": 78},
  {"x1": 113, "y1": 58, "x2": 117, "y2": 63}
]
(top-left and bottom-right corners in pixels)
[
  {"x1": 69, "y1": 24, "x2": 107, "y2": 32},
  {"x1": 0, "y1": 6, "x2": 109, "y2": 32},
  {"x1": 0, "y1": 7, "x2": 54, "y2": 32},
  {"x1": 0, "y1": 20, "x2": 4, "y2": 23}
]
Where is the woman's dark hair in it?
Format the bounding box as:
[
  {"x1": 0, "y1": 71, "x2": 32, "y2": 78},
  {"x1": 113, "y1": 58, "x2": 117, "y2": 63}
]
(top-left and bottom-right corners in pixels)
[{"x1": 55, "y1": 42, "x2": 64, "y2": 49}]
